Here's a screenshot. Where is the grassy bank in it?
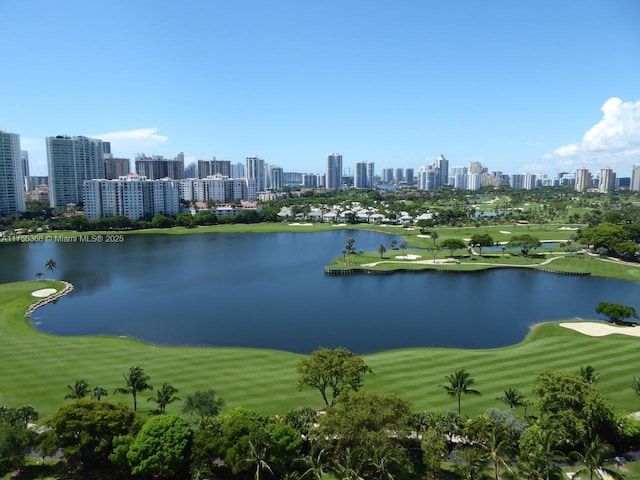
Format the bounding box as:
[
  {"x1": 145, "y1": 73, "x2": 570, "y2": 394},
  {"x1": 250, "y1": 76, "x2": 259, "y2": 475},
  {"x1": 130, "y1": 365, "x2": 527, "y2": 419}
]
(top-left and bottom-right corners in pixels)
[{"x1": 2, "y1": 281, "x2": 640, "y2": 422}]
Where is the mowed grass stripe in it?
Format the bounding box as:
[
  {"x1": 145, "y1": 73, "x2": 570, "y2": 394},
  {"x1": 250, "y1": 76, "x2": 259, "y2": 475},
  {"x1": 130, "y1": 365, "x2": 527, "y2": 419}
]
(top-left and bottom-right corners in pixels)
[{"x1": 2, "y1": 281, "x2": 640, "y2": 420}]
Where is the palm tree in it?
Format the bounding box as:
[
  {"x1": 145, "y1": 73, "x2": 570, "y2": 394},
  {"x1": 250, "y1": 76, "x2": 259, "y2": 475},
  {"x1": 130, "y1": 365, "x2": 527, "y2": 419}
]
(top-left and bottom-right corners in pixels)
[
  {"x1": 44, "y1": 258, "x2": 56, "y2": 278},
  {"x1": 15, "y1": 405, "x2": 38, "y2": 428},
  {"x1": 35, "y1": 272, "x2": 44, "y2": 281},
  {"x1": 431, "y1": 231, "x2": 439, "y2": 247},
  {"x1": 378, "y1": 244, "x2": 386, "y2": 258},
  {"x1": 113, "y1": 366, "x2": 153, "y2": 411},
  {"x1": 570, "y1": 437, "x2": 623, "y2": 480},
  {"x1": 330, "y1": 447, "x2": 366, "y2": 480},
  {"x1": 300, "y1": 447, "x2": 328, "y2": 480},
  {"x1": 516, "y1": 428, "x2": 566, "y2": 480},
  {"x1": 579, "y1": 365, "x2": 599, "y2": 384},
  {"x1": 241, "y1": 439, "x2": 274, "y2": 480},
  {"x1": 64, "y1": 379, "x2": 90, "y2": 399},
  {"x1": 454, "y1": 446, "x2": 488, "y2": 480},
  {"x1": 496, "y1": 388, "x2": 525, "y2": 409},
  {"x1": 90, "y1": 385, "x2": 108, "y2": 401},
  {"x1": 391, "y1": 239, "x2": 397, "y2": 250},
  {"x1": 441, "y1": 369, "x2": 481, "y2": 415},
  {"x1": 399, "y1": 243, "x2": 406, "y2": 256},
  {"x1": 148, "y1": 382, "x2": 181, "y2": 413}
]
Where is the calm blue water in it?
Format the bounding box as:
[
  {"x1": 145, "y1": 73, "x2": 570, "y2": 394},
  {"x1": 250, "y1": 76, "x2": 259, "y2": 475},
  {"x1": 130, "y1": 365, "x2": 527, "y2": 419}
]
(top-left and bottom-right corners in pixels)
[{"x1": 1, "y1": 230, "x2": 638, "y2": 354}]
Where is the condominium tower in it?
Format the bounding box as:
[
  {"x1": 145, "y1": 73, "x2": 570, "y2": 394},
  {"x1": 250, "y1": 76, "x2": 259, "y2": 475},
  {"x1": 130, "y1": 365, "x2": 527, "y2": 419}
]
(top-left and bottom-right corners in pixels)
[
  {"x1": 246, "y1": 156, "x2": 265, "y2": 193},
  {"x1": 354, "y1": 161, "x2": 375, "y2": 189},
  {"x1": 575, "y1": 167, "x2": 592, "y2": 193},
  {"x1": 326, "y1": 153, "x2": 342, "y2": 189},
  {"x1": 46, "y1": 135, "x2": 105, "y2": 208},
  {"x1": 0, "y1": 131, "x2": 26, "y2": 215}
]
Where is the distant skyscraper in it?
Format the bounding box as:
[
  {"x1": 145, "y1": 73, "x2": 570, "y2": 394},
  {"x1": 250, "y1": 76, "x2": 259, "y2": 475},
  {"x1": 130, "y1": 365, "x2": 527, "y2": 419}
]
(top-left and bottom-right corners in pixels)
[
  {"x1": 104, "y1": 157, "x2": 130, "y2": 179},
  {"x1": 405, "y1": 168, "x2": 414, "y2": 185},
  {"x1": 631, "y1": 165, "x2": 640, "y2": 191},
  {"x1": 102, "y1": 142, "x2": 111, "y2": 155},
  {"x1": 326, "y1": 153, "x2": 343, "y2": 189},
  {"x1": 598, "y1": 167, "x2": 616, "y2": 193},
  {"x1": 246, "y1": 156, "x2": 265, "y2": 192},
  {"x1": 46, "y1": 135, "x2": 105, "y2": 208},
  {"x1": 21, "y1": 150, "x2": 30, "y2": 191},
  {"x1": 198, "y1": 158, "x2": 231, "y2": 178},
  {"x1": 575, "y1": 167, "x2": 592, "y2": 192},
  {"x1": 268, "y1": 165, "x2": 284, "y2": 190},
  {"x1": 0, "y1": 131, "x2": 26, "y2": 215},
  {"x1": 135, "y1": 153, "x2": 184, "y2": 180},
  {"x1": 354, "y1": 161, "x2": 375, "y2": 189},
  {"x1": 394, "y1": 168, "x2": 403, "y2": 183},
  {"x1": 184, "y1": 161, "x2": 198, "y2": 179},
  {"x1": 436, "y1": 155, "x2": 449, "y2": 187},
  {"x1": 231, "y1": 162, "x2": 245, "y2": 179},
  {"x1": 382, "y1": 168, "x2": 394, "y2": 183}
]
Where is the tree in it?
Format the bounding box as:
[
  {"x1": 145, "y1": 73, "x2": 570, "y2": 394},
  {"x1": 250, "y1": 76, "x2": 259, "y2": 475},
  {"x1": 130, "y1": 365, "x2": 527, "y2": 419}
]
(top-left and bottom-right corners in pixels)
[
  {"x1": 240, "y1": 439, "x2": 274, "y2": 480},
  {"x1": 431, "y1": 231, "x2": 439, "y2": 247},
  {"x1": 497, "y1": 388, "x2": 526, "y2": 409},
  {"x1": 343, "y1": 238, "x2": 357, "y2": 264},
  {"x1": 182, "y1": 389, "x2": 225, "y2": 422},
  {"x1": 595, "y1": 301, "x2": 639, "y2": 325},
  {"x1": 127, "y1": 414, "x2": 193, "y2": 479},
  {"x1": 441, "y1": 369, "x2": 481, "y2": 415},
  {"x1": 532, "y1": 370, "x2": 617, "y2": 450},
  {"x1": 38, "y1": 399, "x2": 137, "y2": 470},
  {"x1": 148, "y1": 382, "x2": 181, "y2": 414},
  {"x1": 441, "y1": 238, "x2": 467, "y2": 257},
  {"x1": 44, "y1": 258, "x2": 56, "y2": 278},
  {"x1": 569, "y1": 437, "x2": 624, "y2": 480},
  {"x1": 90, "y1": 385, "x2": 108, "y2": 401},
  {"x1": 390, "y1": 239, "x2": 398, "y2": 250},
  {"x1": 579, "y1": 365, "x2": 599, "y2": 384},
  {"x1": 378, "y1": 244, "x2": 386, "y2": 258},
  {"x1": 0, "y1": 407, "x2": 37, "y2": 476},
  {"x1": 469, "y1": 233, "x2": 494, "y2": 255},
  {"x1": 35, "y1": 271, "x2": 43, "y2": 281},
  {"x1": 399, "y1": 243, "x2": 407, "y2": 256},
  {"x1": 65, "y1": 379, "x2": 90, "y2": 399},
  {"x1": 296, "y1": 347, "x2": 373, "y2": 406},
  {"x1": 113, "y1": 366, "x2": 153, "y2": 411},
  {"x1": 508, "y1": 234, "x2": 541, "y2": 256},
  {"x1": 517, "y1": 426, "x2": 566, "y2": 480}
]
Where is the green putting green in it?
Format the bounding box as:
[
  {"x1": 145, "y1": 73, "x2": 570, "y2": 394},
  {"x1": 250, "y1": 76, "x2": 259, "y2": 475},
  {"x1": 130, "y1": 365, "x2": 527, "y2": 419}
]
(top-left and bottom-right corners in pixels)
[{"x1": 1, "y1": 280, "x2": 640, "y2": 421}]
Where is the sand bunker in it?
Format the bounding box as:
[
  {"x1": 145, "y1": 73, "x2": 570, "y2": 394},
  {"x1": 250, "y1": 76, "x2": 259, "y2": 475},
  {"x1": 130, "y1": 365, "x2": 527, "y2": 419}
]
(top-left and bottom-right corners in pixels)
[
  {"x1": 395, "y1": 254, "x2": 421, "y2": 260},
  {"x1": 499, "y1": 230, "x2": 511, "y2": 234},
  {"x1": 289, "y1": 223, "x2": 313, "y2": 226},
  {"x1": 560, "y1": 322, "x2": 640, "y2": 338},
  {"x1": 31, "y1": 288, "x2": 57, "y2": 298}
]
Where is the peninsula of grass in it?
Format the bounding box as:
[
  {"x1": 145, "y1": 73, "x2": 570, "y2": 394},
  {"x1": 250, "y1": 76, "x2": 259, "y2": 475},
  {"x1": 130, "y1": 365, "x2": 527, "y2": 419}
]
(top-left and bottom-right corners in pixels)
[{"x1": 2, "y1": 281, "x2": 640, "y2": 424}]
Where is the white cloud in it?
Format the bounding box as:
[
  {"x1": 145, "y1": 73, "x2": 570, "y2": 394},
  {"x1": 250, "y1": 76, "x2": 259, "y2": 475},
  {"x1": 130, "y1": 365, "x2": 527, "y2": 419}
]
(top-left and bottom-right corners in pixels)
[
  {"x1": 543, "y1": 97, "x2": 640, "y2": 171},
  {"x1": 91, "y1": 128, "x2": 168, "y2": 157}
]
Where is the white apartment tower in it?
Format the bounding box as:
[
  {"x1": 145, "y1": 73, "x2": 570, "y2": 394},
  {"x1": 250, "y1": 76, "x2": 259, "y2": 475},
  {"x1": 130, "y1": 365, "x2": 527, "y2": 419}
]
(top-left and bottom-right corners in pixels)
[
  {"x1": 354, "y1": 161, "x2": 375, "y2": 189},
  {"x1": 0, "y1": 131, "x2": 26, "y2": 215},
  {"x1": 598, "y1": 167, "x2": 616, "y2": 193},
  {"x1": 46, "y1": 135, "x2": 105, "y2": 208},
  {"x1": 246, "y1": 156, "x2": 265, "y2": 193},
  {"x1": 575, "y1": 167, "x2": 592, "y2": 193},
  {"x1": 631, "y1": 165, "x2": 640, "y2": 191},
  {"x1": 326, "y1": 153, "x2": 343, "y2": 189}
]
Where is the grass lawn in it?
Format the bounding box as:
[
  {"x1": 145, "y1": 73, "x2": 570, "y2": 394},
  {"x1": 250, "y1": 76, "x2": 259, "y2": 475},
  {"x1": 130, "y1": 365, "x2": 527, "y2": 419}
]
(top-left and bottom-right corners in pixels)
[{"x1": 2, "y1": 281, "x2": 640, "y2": 424}]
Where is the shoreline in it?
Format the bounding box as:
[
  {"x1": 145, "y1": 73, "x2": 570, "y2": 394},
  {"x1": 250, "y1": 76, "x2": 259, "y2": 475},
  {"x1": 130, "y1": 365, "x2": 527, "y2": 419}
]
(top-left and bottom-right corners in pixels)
[{"x1": 24, "y1": 280, "x2": 74, "y2": 318}]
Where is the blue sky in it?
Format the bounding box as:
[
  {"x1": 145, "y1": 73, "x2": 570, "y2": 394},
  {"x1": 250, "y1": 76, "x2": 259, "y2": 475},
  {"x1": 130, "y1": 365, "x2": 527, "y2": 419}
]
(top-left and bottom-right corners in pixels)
[{"x1": 2, "y1": 0, "x2": 639, "y2": 177}]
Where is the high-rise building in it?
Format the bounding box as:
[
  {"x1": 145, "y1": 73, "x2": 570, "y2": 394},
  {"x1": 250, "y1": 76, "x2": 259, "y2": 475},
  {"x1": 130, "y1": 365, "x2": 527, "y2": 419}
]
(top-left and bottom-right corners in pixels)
[
  {"x1": 246, "y1": 156, "x2": 265, "y2": 192},
  {"x1": 0, "y1": 131, "x2": 26, "y2": 215},
  {"x1": 84, "y1": 174, "x2": 180, "y2": 220},
  {"x1": 231, "y1": 162, "x2": 245, "y2": 179},
  {"x1": 135, "y1": 153, "x2": 184, "y2": 180},
  {"x1": 436, "y1": 155, "x2": 449, "y2": 187},
  {"x1": 405, "y1": 168, "x2": 414, "y2": 185},
  {"x1": 575, "y1": 167, "x2": 592, "y2": 192},
  {"x1": 523, "y1": 173, "x2": 537, "y2": 190},
  {"x1": 46, "y1": 135, "x2": 105, "y2": 208},
  {"x1": 184, "y1": 161, "x2": 198, "y2": 179},
  {"x1": 326, "y1": 153, "x2": 342, "y2": 190},
  {"x1": 198, "y1": 158, "x2": 231, "y2": 178},
  {"x1": 631, "y1": 165, "x2": 640, "y2": 191},
  {"x1": 381, "y1": 168, "x2": 394, "y2": 183},
  {"x1": 20, "y1": 151, "x2": 30, "y2": 191},
  {"x1": 394, "y1": 168, "x2": 404, "y2": 183},
  {"x1": 598, "y1": 167, "x2": 616, "y2": 193},
  {"x1": 354, "y1": 161, "x2": 375, "y2": 189},
  {"x1": 104, "y1": 157, "x2": 131, "y2": 179},
  {"x1": 268, "y1": 165, "x2": 284, "y2": 190}
]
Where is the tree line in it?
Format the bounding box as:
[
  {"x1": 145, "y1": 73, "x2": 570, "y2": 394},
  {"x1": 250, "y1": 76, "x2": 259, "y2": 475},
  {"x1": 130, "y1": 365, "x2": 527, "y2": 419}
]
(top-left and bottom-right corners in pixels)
[{"x1": 2, "y1": 349, "x2": 640, "y2": 479}]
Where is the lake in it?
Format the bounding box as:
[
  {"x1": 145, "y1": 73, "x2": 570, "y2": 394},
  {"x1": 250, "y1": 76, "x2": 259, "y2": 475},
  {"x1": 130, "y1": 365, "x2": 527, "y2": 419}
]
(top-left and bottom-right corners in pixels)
[{"x1": 1, "y1": 230, "x2": 638, "y2": 354}]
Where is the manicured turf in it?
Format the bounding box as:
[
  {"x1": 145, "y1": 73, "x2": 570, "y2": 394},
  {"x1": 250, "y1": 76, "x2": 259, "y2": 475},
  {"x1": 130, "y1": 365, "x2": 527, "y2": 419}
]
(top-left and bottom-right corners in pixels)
[{"x1": 2, "y1": 281, "x2": 640, "y2": 423}]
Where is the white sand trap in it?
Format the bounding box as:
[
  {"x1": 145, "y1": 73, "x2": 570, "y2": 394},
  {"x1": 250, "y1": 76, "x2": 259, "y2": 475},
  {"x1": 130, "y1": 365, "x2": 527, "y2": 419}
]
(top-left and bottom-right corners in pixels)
[
  {"x1": 417, "y1": 234, "x2": 432, "y2": 238},
  {"x1": 331, "y1": 223, "x2": 347, "y2": 227},
  {"x1": 289, "y1": 223, "x2": 313, "y2": 226},
  {"x1": 560, "y1": 322, "x2": 640, "y2": 338},
  {"x1": 559, "y1": 226, "x2": 579, "y2": 230},
  {"x1": 395, "y1": 254, "x2": 421, "y2": 260},
  {"x1": 31, "y1": 288, "x2": 57, "y2": 298},
  {"x1": 499, "y1": 230, "x2": 511, "y2": 234},
  {"x1": 463, "y1": 238, "x2": 471, "y2": 242}
]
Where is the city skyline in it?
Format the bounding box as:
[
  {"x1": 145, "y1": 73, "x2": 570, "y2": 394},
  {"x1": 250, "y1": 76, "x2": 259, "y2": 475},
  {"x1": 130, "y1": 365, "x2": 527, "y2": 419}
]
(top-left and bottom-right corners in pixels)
[{"x1": 1, "y1": 1, "x2": 639, "y2": 177}]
